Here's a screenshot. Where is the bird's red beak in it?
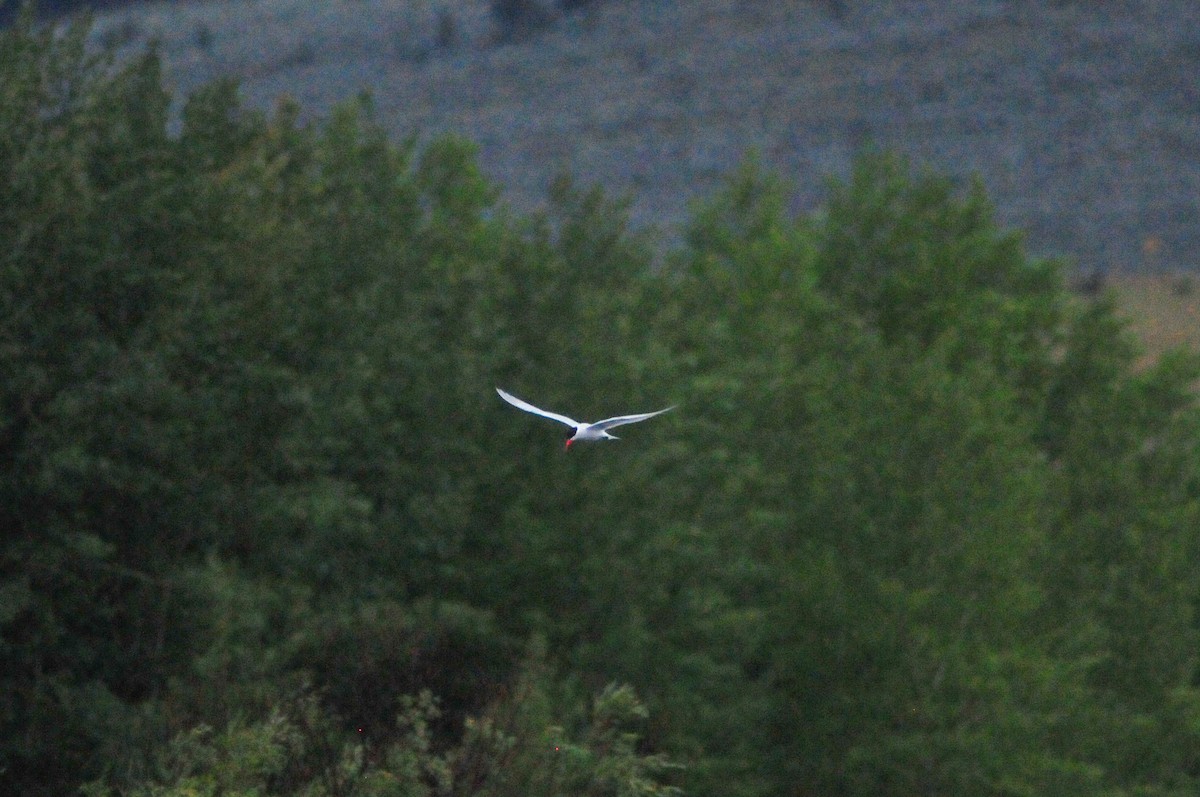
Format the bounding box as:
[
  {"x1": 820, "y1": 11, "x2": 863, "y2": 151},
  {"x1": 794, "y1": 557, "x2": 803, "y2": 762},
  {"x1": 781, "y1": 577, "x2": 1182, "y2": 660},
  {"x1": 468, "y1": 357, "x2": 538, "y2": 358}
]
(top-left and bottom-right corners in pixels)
[{"x1": 564, "y1": 439, "x2": 574, "y2": 451}]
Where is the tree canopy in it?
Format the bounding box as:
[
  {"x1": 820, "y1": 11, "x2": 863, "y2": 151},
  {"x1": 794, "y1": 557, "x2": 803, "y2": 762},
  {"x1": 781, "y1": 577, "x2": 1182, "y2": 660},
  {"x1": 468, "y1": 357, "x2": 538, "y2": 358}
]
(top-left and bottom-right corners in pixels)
[{"x1": 3, "y1": 10, "x2": 1199, "y2": 797}]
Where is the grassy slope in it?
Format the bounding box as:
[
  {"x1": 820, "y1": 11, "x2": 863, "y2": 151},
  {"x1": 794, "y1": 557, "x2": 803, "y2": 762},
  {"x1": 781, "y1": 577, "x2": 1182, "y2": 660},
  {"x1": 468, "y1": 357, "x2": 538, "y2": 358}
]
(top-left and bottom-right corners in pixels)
[
  {"x1": 76, "y1": 3, "x2": 1200, "y2": 370},
  {"x1": 1106, "y1": 274, "x2": 1200, "y2": 370},
  {"x1": 83, "y1": 0, "x2": 1200, "y2": 275}
]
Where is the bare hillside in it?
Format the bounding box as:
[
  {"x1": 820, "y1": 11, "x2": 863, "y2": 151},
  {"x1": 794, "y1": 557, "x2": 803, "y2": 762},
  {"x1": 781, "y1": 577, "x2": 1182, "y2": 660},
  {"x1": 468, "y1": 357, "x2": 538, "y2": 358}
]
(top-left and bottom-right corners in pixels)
[{"x1": 88, "y1": 0, "x2": 1200, "y2": 272}]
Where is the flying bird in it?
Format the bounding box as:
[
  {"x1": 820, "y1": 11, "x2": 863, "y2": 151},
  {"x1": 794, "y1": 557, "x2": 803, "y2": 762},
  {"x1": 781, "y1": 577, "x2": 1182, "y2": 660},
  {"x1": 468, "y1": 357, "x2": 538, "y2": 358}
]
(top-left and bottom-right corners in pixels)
[{"x1": 496, "y1": 387, "x2": 675, "y2": 450}]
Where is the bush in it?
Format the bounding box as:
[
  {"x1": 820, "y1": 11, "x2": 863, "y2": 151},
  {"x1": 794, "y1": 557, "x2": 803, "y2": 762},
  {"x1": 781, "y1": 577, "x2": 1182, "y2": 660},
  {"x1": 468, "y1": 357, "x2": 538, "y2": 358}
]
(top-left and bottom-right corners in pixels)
[
  {"x1": 491, "y1": 0, "x2": 555, "y2": 41},
  {"x1": 85, "y1": 666, "x2": 680, "y2": 797}
]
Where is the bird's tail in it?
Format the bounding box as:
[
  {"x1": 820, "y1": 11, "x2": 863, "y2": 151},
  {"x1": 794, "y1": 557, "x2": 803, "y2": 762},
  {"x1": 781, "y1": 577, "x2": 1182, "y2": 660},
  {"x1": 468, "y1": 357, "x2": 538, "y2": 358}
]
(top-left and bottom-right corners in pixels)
[{"x1": 606, "y1": 433, "x2": 620, "y2": 441}]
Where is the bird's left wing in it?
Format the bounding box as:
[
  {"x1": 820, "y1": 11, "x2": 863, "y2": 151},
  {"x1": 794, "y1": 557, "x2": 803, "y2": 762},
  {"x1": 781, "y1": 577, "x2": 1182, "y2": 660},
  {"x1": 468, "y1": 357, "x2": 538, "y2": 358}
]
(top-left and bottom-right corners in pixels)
[{"x1": 496, "y1": 388, "x2": 580, "y2": 427}]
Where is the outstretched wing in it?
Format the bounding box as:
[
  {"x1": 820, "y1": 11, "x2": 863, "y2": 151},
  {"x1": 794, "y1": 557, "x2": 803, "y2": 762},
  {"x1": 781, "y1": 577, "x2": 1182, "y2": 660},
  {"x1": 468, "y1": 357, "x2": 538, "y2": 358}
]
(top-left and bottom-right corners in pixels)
[
  {"x1": 590, "y1": 406, "x2": 675, "y2": 431},
  {"x1": 496, "y1": 388, "x2": 580, "y2": 428}
]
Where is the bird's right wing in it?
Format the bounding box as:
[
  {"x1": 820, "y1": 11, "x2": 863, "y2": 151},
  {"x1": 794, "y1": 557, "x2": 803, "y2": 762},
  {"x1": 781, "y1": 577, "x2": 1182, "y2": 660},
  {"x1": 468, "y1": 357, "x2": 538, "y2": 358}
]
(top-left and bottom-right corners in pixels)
[
  {"x1": 496, "y1": 388, "x2": 579, "y2": 427},
  {"x1": 591, "y1": 406, "x2": 675, "y2": 431}
]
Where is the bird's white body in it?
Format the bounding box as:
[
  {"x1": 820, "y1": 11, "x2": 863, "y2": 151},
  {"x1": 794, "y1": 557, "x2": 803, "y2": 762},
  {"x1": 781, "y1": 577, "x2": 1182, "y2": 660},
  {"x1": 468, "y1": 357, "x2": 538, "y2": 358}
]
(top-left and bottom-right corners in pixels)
[{"x1": 496, "y1": 388, "x2": 674, "y2": 449}]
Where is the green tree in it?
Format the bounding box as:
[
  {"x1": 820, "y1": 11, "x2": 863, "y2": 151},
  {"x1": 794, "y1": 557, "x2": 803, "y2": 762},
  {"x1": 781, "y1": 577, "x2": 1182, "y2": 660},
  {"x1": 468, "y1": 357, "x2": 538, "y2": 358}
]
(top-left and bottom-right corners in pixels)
[
  {"x1": 0, "y1": 14, "x2": 242, "y2": 790},
  {"x1": 5, "y1": 9, "x2": 1200, "y2": 796}
]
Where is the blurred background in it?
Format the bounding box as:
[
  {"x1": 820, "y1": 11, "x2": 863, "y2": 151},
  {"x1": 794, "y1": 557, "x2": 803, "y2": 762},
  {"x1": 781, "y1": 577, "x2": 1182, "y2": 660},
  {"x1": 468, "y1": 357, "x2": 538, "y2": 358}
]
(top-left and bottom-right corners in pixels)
[{"x1": 19, "y1": 0, "x2": 1200, "y2": 276}]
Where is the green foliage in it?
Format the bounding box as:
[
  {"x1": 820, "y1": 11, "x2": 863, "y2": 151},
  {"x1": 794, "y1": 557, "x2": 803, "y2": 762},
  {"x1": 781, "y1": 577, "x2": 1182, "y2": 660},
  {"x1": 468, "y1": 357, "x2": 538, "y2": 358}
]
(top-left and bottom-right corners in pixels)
[
  {"x1": 87, "y1": 667, "x2": 678, "y2": 797},
  {"x1": 814, "y1": 152, "x2": 1065, "y2": 406},
  {"x1": 4, "y1": 10, "x2": 1200, "y2": 797}
]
